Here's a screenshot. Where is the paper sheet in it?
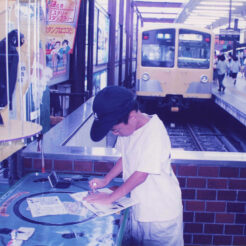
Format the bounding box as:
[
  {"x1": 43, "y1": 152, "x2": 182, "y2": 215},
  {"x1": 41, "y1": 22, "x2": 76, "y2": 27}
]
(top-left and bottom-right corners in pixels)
[
  {"x1": 26, "y1": 196, "x2": 67, "y2": 217},
  {"x1": 70, "y1": 188, "x2": 137, "y2": 217}
]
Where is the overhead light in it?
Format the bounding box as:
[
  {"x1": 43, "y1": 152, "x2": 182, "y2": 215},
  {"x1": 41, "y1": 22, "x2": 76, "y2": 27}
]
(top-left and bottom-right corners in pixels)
[
  {"x1": 137, "y1": 7, "x2": 182, "y2": 14},
  {"x1": 189, "y1": 14, "x2": 220, "y2": 19},
  {"x1": 192, "y1": 10, "x2": 229, "y2": 15},
  {"x1": 141, "y1": 13, "x2": 178, "y2": 19},
  {"x1": 185, "y1": 20, "x2": 214, "y2": 24},
  {"x1": 183, "y1": 23, "x2": 210, "y2": 28},
  {"x1": 200, "y1": 1, "x2": 244, "y2": 6},
  {"x1": 195, "y1": 6, "x2": 236, "y2": 11},
  {"x1": 186, "y1": 20, "x2": 218, "y2": 24},
  {"x1": 143, "y1": 22, "x2": 174, "y2": 28},
  {"x1": 187, "y1": 16, "x2": 220, "y2": 21},
  {"x1": 184, "y1": 18, "x2": 215, "y2": 23},
  {"x1": 135, "y1": 0, "x2": 189, "y2": 2},
  {"x1": 190, "y1": 13, "x2": 229, "y2": 18}
]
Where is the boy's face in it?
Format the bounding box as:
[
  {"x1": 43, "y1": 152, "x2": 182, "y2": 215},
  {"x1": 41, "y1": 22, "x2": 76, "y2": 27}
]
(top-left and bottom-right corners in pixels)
[
  {"x1": 111, "y1": 122, "x2": 134, "y2": 137},
  {"x1": 111, "y1": 112, "x2": 136, "y2": 137}
]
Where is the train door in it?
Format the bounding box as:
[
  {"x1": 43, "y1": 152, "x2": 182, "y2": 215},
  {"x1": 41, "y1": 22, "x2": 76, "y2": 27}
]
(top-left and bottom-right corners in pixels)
[{"x1": 177, "y1": 28, "x2": 214, "y2": 99}]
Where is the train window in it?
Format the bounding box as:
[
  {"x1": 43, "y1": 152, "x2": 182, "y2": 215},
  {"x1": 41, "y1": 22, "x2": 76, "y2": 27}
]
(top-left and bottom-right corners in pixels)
[
  {"x1": 178, "y1": 29, "x2": 211, "y2": 69},
  {"x1": 141, "y1": 29, "x2": 175, "y2": 67}
]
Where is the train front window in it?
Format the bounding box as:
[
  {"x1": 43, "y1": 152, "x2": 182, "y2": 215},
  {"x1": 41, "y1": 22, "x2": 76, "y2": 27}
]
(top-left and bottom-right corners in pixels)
[
  {"x1": 141, "y1": 29, "x2": 175, "y2": 67},
  {"x1": 178, "y1": 29, "x2": 211, "y2": 69}
]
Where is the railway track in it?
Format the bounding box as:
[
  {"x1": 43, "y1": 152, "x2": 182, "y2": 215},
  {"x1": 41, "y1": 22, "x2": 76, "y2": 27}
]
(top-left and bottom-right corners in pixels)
[
  {"x1": 156, "y1": 102, "x2": 246, "y2": 152},
  {"x1": 165, "y1": 122, "x2": 241, "y2": 152}
]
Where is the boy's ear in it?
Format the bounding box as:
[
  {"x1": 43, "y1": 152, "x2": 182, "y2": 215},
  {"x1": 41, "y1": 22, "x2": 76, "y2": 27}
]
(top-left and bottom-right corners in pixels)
[{"x1": 129, "y1": 110, "x2": 137, "y2": 121}]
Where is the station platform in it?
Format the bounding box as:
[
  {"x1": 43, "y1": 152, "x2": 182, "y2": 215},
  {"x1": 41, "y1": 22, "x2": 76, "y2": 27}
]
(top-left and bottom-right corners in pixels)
[
  {"x1": 212, "y1": 74, "x2": 246, "y2": 127},
  {"x1": 22, "y1": 97, "x2": 246, "y2": 169}
]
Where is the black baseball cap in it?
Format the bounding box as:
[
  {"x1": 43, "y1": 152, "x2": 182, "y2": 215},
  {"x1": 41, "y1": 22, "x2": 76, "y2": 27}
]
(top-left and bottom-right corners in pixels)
[{"x1": 90, "y1": 86, "x2": 135, "y2": 142}]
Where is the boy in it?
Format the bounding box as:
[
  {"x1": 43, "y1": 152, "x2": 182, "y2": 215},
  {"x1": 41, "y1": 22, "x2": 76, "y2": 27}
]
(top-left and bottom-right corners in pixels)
[{"x1": 84, "y1": 86, "x2": 183, "y2": 245}]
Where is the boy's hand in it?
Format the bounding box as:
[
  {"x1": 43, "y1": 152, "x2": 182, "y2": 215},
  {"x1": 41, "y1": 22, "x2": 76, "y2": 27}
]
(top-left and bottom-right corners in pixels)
[
  {"x1": 89, "y1": 178, "x2": 107, "y2": 191},
  {"x1": 83, "y1": 192, "x2": 112, "y2": 205}
]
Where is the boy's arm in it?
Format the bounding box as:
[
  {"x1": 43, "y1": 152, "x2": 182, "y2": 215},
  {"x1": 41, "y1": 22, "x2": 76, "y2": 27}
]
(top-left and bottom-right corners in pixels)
[
  {"x1": 110, "y1": 171, "x2": 148, "y2": 202},
  {"x1": 85, "y1": 170, "x2": 148, "y2": 204},
  {"x1": 89, "y1": 157, "x2": 123, "y2": 189},
  {"x1": 104, "y1": 157, "x2": 123, "y2": 185}
]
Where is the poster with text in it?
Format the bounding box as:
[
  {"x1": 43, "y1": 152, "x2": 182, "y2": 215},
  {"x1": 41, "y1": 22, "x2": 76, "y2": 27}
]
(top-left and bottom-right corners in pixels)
[
  {"x1": 97, "y1": 10, "x2": 109, "y2": 65},
  {"x1": 46, "y1": 0, "x2": 81, "y2": 83}
]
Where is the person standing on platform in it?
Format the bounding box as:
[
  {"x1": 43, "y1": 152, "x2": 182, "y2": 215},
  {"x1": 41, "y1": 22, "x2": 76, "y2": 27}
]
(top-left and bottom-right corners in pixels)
[
  {"x1": 243, "y1": 57, "x2": 246, "y2": 78},
  {"x1": 84, "y1": 86, "x2": 184, "y2": 246},
  {"x1": 227, "y1": 52, "x2": 232, "y2": 77},
  {"x1": 230, "y1": 56, "x2": 241, "y2": 85},
  {"x1": 217, "y1": 54, "x2": 228, "y2": 92},
  {"x1": 213, "y1": 52, "x2": 218, "y2": 84}
]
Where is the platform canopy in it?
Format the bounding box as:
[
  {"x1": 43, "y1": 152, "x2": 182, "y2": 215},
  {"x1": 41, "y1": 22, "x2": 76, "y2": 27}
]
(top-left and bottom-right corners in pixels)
[{"x1": 133, "y1": 0, "x2": 246, "y2": 34}]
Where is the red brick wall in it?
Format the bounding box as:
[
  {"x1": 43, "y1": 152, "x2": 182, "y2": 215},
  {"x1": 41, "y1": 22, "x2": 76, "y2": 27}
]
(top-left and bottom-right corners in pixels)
[
  {"x1": 22, "y1": 158, "x2": 114, "y2": 175},
  {"x1": 174, "y1": 164, "x2": 246, "y2": 246},
  {"x1": 23, "y1": 158, "x2": 246, "y2": 245}
]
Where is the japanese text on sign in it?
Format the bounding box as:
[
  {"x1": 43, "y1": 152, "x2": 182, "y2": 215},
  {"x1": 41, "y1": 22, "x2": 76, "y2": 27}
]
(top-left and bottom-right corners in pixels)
[
  {"x1": 46, "y1": 26, "x2": 74, "y2": 35},
  {"x1": 47, "y1": 0, "x2": 75, "y2": 23}
]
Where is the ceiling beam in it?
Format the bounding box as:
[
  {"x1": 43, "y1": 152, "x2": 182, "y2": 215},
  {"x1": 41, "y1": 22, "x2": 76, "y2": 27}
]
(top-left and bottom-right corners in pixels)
[
  {"x1": 199, "y1": 5, "x2": 246, "y2": 29},
  {"x1": 134, "y1": 0, "x2": 246, "y2": 31},
  {"x1": 210, "y1": 17, "x2": 230, "y2": 30},
  {"x1": 175, "y1": 0, "x2": 201, "y2": 23}
]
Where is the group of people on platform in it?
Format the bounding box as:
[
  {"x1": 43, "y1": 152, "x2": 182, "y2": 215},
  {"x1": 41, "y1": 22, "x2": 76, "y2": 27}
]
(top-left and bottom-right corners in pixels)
[{"x1": 213, "y1": 52, "x2": 244, "y2": 93}]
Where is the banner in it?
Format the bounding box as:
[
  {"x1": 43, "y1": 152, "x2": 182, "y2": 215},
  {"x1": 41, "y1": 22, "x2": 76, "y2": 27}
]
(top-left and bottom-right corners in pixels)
[
  {"x1": 97, "y1": 11, "x2": 109, "y2": 64},
  {"x1": 46, "y1": 0, "x2": 81, "y2": 54},
  {"x1": 46, "y1": 0, "x2": 81, "y2": 83}
]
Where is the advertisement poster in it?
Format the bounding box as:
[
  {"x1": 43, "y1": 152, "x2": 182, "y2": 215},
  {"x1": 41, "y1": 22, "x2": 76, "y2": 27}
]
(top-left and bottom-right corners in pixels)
[
  {"x1": 215, "y1": 35, "x2": 233, "y2": 53},
  {"x1": 93, "y1": 70, "x2": 107, "y2": 95},
  {"x1": 97, "y1": 11, "x2": 109, "y2": 65},
  {"x1": 46, "y1": 0, "x2": 81, "y2": 84},
  {"x1": 115, "y1": 26, "x2": 120, "y2": 61}
]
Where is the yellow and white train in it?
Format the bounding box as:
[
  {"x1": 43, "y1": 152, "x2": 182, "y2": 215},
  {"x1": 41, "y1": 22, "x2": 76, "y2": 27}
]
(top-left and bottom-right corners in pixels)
[{"x1": 136, "y1": 24, "x2": 215, "y2": 111}]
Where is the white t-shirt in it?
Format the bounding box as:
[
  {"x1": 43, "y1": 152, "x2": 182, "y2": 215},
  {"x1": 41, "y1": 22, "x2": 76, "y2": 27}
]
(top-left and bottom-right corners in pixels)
[
  {"x1": 230, "y1": 60, "x2": 240, "y2": 73},
  {"x1": 217, "y1": 60, "x2": 228, "y2": 75},
  {"x1": 115, "y1": 114, "x2": 182, "y2": 222}
]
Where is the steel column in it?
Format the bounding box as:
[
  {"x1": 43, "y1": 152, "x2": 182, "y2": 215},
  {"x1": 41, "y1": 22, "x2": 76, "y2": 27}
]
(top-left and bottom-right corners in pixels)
[
  {"x1": 124, "y1": 0, "x2": 130, "y2": 88},
  {"x1": 70, "y1": 0, "x2": 87, "y2": 112},
  {"x1": 118, "y1": 0, "x2": 124, "y2": 86},
  {"x1": 108, "y1": 0, "x2": 116, "y2": 86},
  {"x1": 87, "y1": 0, "x2": 95, "y2": 97}
]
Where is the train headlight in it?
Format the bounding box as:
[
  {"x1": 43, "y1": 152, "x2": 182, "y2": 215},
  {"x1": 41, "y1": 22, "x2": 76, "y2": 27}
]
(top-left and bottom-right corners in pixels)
[
  {"x1": 200, "y1": 75, "x2": 208, "y2": 83},
  {"x1": 142, "y1": 73, "x2": 150, "y2": 81}
]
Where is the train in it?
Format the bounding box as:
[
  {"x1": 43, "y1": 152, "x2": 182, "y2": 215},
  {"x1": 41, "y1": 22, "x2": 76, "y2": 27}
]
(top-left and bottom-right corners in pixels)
[{"x1": 135, "y1": 24, "x2": 215, "y2": 112}]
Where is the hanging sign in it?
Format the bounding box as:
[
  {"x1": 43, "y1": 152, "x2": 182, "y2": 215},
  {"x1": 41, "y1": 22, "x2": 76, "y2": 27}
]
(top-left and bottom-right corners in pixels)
[
  {"x1": 46, "y1": 0, "x2": 81, "y2": 54},
  {"x1": 219, "y1": 28, "x2": 240, "y2": 42},
  {"x1": 45, "y1": 0, "x2": 81, "y2": 84}
]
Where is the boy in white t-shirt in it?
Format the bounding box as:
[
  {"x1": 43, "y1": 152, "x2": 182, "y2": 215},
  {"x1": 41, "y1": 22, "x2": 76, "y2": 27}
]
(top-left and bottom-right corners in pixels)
[{"x1": 84, "y1": 86, "x2": 183, "y2": 246}]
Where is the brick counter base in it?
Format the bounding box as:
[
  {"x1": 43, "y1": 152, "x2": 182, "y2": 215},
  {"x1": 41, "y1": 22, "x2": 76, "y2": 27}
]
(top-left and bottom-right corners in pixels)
[{"x1": 23, "y1": 158, "x2": 246, "y2": 245}]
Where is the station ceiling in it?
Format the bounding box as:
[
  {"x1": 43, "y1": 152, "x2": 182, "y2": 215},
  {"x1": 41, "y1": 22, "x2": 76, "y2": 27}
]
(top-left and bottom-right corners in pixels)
[{"x1": 133, "y1": 0, "x2": 246, "y2": 33}]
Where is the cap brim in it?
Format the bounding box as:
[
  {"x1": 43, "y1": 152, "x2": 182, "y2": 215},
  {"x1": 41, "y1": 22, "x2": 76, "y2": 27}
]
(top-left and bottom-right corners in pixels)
[{"x1": 90, "y1": 118, "x2": 118, "y2": 142}]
